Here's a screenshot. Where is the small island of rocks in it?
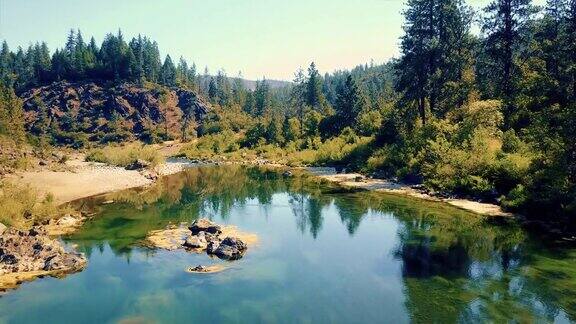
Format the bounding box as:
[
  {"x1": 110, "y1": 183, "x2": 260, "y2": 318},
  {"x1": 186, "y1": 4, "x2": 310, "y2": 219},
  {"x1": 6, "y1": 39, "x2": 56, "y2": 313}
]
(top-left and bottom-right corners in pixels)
[{"x1": 145, "y1": 218, "x2": 258, "y2": 273}]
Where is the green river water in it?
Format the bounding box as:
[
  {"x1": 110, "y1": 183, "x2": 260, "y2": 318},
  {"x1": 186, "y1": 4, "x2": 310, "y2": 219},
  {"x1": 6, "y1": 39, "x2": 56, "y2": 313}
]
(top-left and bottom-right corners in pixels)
[{"x1": 0, "y1": 165, "x2": 575, "y2": 323}]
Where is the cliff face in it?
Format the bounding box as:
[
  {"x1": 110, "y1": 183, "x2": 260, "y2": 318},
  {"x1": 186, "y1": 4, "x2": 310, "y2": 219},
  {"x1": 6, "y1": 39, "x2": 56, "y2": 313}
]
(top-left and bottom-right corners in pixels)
[{"x1": 20, "y1": 81, "x2": 210, "y2": 143}]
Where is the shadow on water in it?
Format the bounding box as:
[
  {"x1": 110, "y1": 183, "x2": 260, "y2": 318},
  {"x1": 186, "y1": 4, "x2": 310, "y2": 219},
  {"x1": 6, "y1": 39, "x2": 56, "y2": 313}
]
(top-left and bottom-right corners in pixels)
[{"x1": 63, "y1": 164, "x2": 576, "y2": 323}]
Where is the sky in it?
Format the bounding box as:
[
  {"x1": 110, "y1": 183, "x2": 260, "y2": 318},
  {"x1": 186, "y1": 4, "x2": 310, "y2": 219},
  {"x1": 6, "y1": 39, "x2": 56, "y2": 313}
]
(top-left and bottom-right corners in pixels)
[{"x1": 0, "y1": 0, "x2": 546, "y2": 81}]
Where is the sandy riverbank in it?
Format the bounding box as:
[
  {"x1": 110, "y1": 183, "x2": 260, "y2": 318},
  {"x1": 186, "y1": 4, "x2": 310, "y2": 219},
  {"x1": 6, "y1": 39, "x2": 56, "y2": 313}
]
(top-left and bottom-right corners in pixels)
[
  {"x1": 311, "y1": 170, "x2": 512, "y2": 217},
  {"x1": 11, "y1": 153, "x2": 510, "y2": 216},
  {"x1": 13, "y1": 156, "x2": 197, "y2": 204}
]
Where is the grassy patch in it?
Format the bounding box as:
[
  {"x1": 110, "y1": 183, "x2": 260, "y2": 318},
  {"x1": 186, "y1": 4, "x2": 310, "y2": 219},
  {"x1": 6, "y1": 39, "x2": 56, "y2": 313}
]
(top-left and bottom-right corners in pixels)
[
  {"x1": 86, "y1": 142, "x2": 164, "y2": 168},
  {"x1": 0, "y1": 181, "x2": 71, "y2": 229}
]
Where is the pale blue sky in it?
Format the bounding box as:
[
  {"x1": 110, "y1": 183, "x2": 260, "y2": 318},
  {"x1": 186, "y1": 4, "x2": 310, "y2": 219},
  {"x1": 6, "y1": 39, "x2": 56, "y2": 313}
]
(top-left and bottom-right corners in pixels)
[{"x1": 0, "y1": 0, "x2": 545, "y2": 80}]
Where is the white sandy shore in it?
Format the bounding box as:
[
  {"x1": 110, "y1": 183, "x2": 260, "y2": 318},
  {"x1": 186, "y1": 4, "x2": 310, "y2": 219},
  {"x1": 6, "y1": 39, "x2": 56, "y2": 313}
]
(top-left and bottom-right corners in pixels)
[
  {"x1": 13, "y1": 157, "x2": 196, "y2": 204},
  {"x1": 310, "y1": 170, "x2": 512, "y2": 217}
]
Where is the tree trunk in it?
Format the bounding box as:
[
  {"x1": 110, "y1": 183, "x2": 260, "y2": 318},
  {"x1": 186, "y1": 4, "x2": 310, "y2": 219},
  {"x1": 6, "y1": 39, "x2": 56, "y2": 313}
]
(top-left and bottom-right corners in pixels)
[{"x1": 503, "y1": 0, "x2": 514, "y2": 124}]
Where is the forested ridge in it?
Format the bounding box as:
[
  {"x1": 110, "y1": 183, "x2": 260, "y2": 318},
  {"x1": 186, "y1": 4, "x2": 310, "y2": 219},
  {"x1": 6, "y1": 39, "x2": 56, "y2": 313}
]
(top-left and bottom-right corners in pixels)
[{"x1": 0, "y1": 0, "x2": 575, "y2": 224}]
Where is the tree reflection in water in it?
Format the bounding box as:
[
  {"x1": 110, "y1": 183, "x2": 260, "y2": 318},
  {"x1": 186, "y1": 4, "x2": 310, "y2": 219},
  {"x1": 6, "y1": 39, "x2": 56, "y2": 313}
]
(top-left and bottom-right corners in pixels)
[{"x1": 66, "y1": 165, "x2": 576, "y2": 322}]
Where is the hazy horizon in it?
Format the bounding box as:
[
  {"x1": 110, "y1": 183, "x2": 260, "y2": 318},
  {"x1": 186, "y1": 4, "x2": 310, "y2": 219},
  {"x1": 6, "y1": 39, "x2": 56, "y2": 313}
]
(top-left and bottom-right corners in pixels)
[{"x1": 0, "y1": 0, "x2": 546, "y2": 81}]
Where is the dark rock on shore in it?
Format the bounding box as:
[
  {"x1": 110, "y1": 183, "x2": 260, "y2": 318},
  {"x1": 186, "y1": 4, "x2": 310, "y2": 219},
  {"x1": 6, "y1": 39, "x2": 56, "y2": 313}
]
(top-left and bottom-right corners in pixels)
[
  {"x1": 125, "y1": 159, "x2": 151, "y2": 170},
  {"x1": 0, "y1": 227, "x2": 86, "y2": 282}
]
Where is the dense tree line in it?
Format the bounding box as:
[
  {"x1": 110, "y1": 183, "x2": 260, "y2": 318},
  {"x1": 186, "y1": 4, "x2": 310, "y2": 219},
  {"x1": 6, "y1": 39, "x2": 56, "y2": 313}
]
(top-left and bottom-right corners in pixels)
[
  {"x1": 0, "y1": 29, "x2": 198, "y2": 91},
  {"x1": 189, "y1": 0, "x2": 576, "y2": 221}
]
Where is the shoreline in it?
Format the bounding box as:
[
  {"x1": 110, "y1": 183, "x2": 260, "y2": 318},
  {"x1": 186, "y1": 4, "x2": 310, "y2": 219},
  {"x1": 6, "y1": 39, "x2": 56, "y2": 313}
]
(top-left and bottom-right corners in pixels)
[
  {"x1": 11, "y1": 156, "x2": 511, "y2": 217},
  {"x1": 12, "y1": 156, "x2": 198, "y2": 205},
  {"x1": 310, "y1": 171, "x2": 512, "y2": 217},
  {"x1": 0, "y1": 155, "x2": 515, "y2": 291}
]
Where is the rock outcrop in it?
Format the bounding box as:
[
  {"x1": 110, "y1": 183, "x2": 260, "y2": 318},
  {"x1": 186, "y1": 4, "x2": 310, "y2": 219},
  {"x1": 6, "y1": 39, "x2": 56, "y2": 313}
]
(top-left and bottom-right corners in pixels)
[
  {"x1": 188, "y1": 218, "x2": 222, "y2": 235},
  {"x1": 185, "y1": 219, "x2": 248, "y2": 260},
  {"x1": 209, "y1": 237, "x2": 248, "y2": 260},
  {"x1": 20, "y1": 80, "x2": 210, "y2": 142},
  {"x1": 146, "y1": 219, "x2": 257, "y2": 261},
  {"x1": 0, "y1": 227, "x2": 87, "y2": 290}
]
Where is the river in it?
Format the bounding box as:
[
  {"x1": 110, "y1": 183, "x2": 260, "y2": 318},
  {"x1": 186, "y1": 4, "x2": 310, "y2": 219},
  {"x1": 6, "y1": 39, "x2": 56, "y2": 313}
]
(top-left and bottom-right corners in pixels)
[{"x1": 0, "y1": 165, "x2": 574, "y2": 323}]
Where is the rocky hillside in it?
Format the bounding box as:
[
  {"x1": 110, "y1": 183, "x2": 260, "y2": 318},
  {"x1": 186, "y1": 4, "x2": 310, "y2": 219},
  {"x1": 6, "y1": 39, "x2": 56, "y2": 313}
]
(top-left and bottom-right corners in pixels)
[{"x1": 20, "y1": 81, "x2": 211, "y2": 145}]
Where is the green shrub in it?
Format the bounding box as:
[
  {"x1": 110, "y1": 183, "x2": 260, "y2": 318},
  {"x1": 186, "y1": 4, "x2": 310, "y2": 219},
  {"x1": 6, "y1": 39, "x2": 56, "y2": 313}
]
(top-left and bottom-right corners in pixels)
[
  {"x1": 501, "y1": 129, "x2": 522, "y2": 153},
  {"x1": 86, "y1": 142, "x2": 163, "y2": 168},
  {"x1": 357, "y1": 110, "x2": 382, "y2": 136},
  {"x1": 180, "y1": 131, "x2": 239, "y2": 159},
  {"x1": 500, "y1": 184, "x2": 528, "y2": 210},
  {"x1": 0, "y1": 181, "x2": 66, "y2": 229}
]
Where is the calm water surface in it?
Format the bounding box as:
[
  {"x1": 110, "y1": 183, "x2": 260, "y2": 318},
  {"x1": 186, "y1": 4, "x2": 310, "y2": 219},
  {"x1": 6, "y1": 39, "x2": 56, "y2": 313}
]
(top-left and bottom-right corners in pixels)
[{"x1": 0, "y1": 165, "x2": 575, "y2": 323}]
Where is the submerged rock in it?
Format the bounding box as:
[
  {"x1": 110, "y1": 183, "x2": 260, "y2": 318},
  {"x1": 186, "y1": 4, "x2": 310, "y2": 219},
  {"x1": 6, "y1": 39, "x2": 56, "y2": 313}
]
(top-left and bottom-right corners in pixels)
[
  {"x1": 188, "y1": 218, "x2": 222, "y2": 235},
  {"x1": 188, "y1": 265, "x2": 211, "y2": 273},
  {"x1": 186, "y1": 264, "x2": 226, "y2": 274}
]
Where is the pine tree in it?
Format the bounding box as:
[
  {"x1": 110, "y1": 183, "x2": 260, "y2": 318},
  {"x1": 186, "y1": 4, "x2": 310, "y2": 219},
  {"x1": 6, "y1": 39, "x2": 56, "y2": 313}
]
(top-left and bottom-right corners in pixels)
[
  {"x1": 74, "y1": 30, "x2": 87, "y2": 78},
  {"x1": 159, "y1": 55, "x2": 177, "y2": 86},
  {"x1": 13, "y1": 47, "x2": 32, "y2": 90},
  {"x1": 266, "y1": 116, "x2": 284, "y2": 145},
  {"x1": 38, "y1": 42, "x2": 52, "y2": 82},
  {"x1": 215, "y1": 70, "x2": 231, "y2": 106},
  {"x1": 432, "y1": 0, "x2": 474, "y2": 115},
  {"x1": 176, "y1": 56, "x2": 189, "y2": 86},
  {"x1": 567, "y1": 0, "x2": 576, "y2": 101},
  {"x1": 291, "y1": 68, "x2": 306, "y2": 136},
  {"x1": 129, "y1": 36, "x2": 145, "y2": 83},
  {"x1": 482, "y1": 0, "x2": 536, "y2": 127},
  {"x1": 188, "y1": 63, "x2": 197, "y2": 90},
  {"x1": 395, "y1": 0, "x2": 473, "y2": 125},
  {"x1": 0, "y1": 84, "x2": 26, "y2": 143},
  {"x1": 142, "y1": 39, "x2": 161, "y2": 82},
  {"x1": 0, "y1": 41, "x2": 12, "y2": 84},
  {"x1": 305, "y1": 62, "x2": 324, "y2": 109},
  {"x1": 395, "y1": 0, "x2": 433, "y2": 125},
  {"x1": 334, "y1": 75, "x2": 366, "y2": 132},
  {"x1": 254, "y1": 79, "x2": 271, "y2": 116},
  {"x1": 65, "y1": 29, "x2": 76, "y2": 55},
  {"x1": 232, "y1": 71, "x2": 246, "y2": 105},
  {"x1": 208, "y1": 77, "x2": 218, "y2": 102}
]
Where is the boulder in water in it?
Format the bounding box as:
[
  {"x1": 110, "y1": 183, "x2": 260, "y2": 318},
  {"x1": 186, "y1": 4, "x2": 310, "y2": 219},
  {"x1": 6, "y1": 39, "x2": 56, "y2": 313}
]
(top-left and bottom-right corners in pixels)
[
  {"x1": 188, "y1": 218, "x2": 222, "y2": 235},
  {"x1": 211, "y1": 237, "x2": 247, "y2": 260},
  {"x1": 183, "y1": 235, "x2": 207, "y2": 249}
]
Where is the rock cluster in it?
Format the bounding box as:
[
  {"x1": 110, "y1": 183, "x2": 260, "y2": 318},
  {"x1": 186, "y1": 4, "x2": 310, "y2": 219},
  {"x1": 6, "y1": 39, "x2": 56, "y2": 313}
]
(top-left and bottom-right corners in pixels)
[
  {"x1": 184, "y1": 219, "x2": 248, "y2": 260},
  {"x1": 0, "y1": 226, "x2": 86, "y2": 276}
]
